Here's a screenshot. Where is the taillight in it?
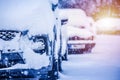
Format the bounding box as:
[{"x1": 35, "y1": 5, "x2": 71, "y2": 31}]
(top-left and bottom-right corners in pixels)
[{"x1": 88, "y1": 36, "x2": 94, "y2": 40}]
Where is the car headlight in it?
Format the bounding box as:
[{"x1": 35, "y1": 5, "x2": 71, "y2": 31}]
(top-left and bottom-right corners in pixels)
[
  {"x1": 31, "y1": 40, "x2": 45, "y2": 50},
  {"x1": 21, "y1": 70, "x2": 29, "y2": 76},
  {"x1": 30, "y1": 35, "x2": 47, "y2": 54}
]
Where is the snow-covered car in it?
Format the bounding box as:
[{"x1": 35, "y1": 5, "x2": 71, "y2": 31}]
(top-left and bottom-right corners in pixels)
[
  {"x1": 67, "y1": 26, "x2": 96, "y2": 54},
  {"x1": 59, "y1": 9, "x2": 96, "y2": 54},
  {"x1": 0, "y1": 0, "x2": 63, "y2": 79}
]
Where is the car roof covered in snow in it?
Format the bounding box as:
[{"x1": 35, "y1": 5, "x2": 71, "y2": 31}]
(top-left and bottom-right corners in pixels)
[
  {"x1": 59, "y1": 8, "x2": 90, "y2": 27},
  {"x1": 59, "y1": 8, "x2": 86, "y2": 17}
]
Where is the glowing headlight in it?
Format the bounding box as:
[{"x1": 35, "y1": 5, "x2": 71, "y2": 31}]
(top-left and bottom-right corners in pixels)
[{"x1": 21, "y1": 70, "x2": 29, "y2": 76}]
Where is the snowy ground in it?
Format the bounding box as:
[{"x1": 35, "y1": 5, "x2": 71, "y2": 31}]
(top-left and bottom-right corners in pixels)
[{"x1": 59, "y1": 35, "x2": 120, "y2": 80}]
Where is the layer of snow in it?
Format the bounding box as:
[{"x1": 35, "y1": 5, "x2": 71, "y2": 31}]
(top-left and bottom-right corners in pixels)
[
  {"x1": 59, "y1": 8, "x2": 96, "y2": 41},
  {"x1": 61, "y1": 25, "x2": 68, "y2": 55},
  {"x1": 59, "y1": 9, "x2": 89, "y2": 27},
  {"x1": 60, "y1": 35, "x2": 120, "y2": 80},
  {"x1": 0, "y1": 32, "x2": 21, "y2": 51},
  {"x1": 0, "y1": 47, "x2": 50, "y2": 70},
  {"x1": 23, "y1": 47, "x2": 49, "y2": 69},
  {"x1": 50, "y1": 0, "x2": 58, "y2": 4},
  {"x1": 0, "y1": 0, "x2": 53, "y2": 70},
  {"x1": 0, "y1": 0, "x2": 55, "y2": 34}
]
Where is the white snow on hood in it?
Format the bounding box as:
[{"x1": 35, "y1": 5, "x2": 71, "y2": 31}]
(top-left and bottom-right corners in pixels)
[{"x1": 59, "y1": 9, "x2": 90, "y2": 27}]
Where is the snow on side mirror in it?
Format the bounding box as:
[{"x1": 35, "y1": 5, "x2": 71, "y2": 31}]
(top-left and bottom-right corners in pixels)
[
  {"x1": 21, "y1": 30, "x2": 29, "y2": 36},
  {"x1": 50, "y1": 0, "x2": 58, "y2": 5}
]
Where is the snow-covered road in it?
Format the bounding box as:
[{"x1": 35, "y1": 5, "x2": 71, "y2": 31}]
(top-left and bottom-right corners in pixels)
[{"x1": 60, "y1": 35, "x2": 120, "y2": 80}]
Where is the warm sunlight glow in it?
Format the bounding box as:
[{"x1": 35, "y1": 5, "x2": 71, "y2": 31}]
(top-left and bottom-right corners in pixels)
[{"x1": 96, "y1": 17, "x2": 120, "y2": 30}]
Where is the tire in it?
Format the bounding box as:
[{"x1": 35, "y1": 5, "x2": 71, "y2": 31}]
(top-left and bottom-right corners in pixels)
[
  {"x1": 58, "y1": 56, "x2": 62, "y2": 72},
  {"x1": 64, "y1": 49, "x2": 68, "y2": 60},
  {"x1": 48, "y1": 59, "x2": 59, "y2": 80},
  {"x1": 86, "y1": 48, "x2": 92, "y2": 53},
  {"x1": 62, "y1": 48, "x2": 68, "y2": 61},
  {"x1": 62, "y1": 52, "x2": 68, "y2": 61},
  {"x1": 53, "y1": 60, "x2": 59, "y2": 79}
]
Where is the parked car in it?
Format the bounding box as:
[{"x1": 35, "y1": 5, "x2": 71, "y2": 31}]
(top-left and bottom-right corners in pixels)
[
  {"x1": 0, "y1": 0, "x2": 63, "y2": 79},
  {"x1": 59, "y1": 9, "x2": 96, "y2": 54},
  {"x1": 67, "y1": 25, "x2": 96, "y2": 54},
  {"x1": 95, "y1": 17, "x2": 120, "y2": 35}
]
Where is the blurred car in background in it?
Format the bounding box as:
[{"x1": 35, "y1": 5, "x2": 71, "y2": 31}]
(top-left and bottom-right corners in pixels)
[
  {"x1": 59, "y1": 9, "x2": 96, "y2": 54},
  {"x1": 95, "y1": 17, "x2": 120, "y2": 35}
]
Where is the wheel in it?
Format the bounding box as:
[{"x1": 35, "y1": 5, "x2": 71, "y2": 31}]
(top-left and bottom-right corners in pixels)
[
  {"x1": 86, "y1": 48, "x2": 92, "y2": 53},
  {"x1": 58, "y1": 56, "x2": 62, "y2": 72},
  {"x1": 85, "y1": 44, "x2": 92, "y2": 53},
  {"x1": 62, "y1": 52, "x2": 68, "y2": 61},
  {"x1": 53, "y1": 60, "x2": 59, "y2": 79},
  {"x1": 62, "y1": 48, "x2": 68, "y2": 61},
  {"x1": 48, "y1": 59, "x2": 59, "y2": 80}
]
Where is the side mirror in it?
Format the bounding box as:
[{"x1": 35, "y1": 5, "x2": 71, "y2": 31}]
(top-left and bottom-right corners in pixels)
[
  {"x1": 52, "y1": 4, "x2": 58, "y2": 11},
  {"x1": 61, "y1": 18, "x2": 68, "y2": 25},
  {"x1": 51, "y1": 0, "x2": 58, "y2": 11},
  {"x1": 21, "y1": 30, "x2": 29, "y2": 36}
]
